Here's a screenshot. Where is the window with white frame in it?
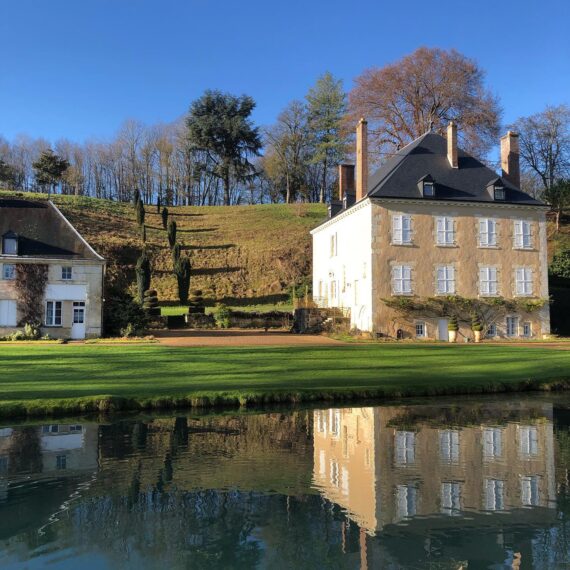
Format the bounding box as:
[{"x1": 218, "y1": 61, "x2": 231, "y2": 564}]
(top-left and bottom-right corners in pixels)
[
  {"x1": 56, "y1": 455, "x2": 67, "y2": 470},
  {"x1": 2, "y1": 264, "x2": 15, "y2": 280},
  {"x1": 392, "y1": 265, "x2": 412, "y2": 295},
  {"x1": 415, "y1": 322, "x2": 426, "y2": 338},
  {"x1": 395, "y1": 431, "x2": 416, "y2": 465},
  {"x1": 506, "y1": 316, "x2": 519, "y2": 337},
  {"x1": 515, "y1": 267, "x2": 533, "y2": 296},
  {"x1": 514, "y1": 220, "x2": 532, "y2": 249},
  {"x1": 330, "y1": 233, "x2": 337, "y2": 257},
  {"x1": 485, "y1": 479, "x2": 505, "y2": 511},
  {"x1": 519, "y1": 426, "x2": 539, "y2": 457},
  {"x1": 439, "y1": 430, "x2": 460, "y2": 464},
  {"x1": 479, "y1": 267, "x2": 498, "y2": 296},
  {"x1": 61, "y1": 266, "x2": 72, "y2": 280},
  {"x1": 486, "y1": 323, "x2": 497, "y2": 338},
  {"x1": 392, "y1": 215, "x2": 412, "y2": 245},
  {"x1": 522, "y1": 321, "x2": 532, "y2": 337},
  {"x1": 479, "y1": 218, "x2": 497, "y2": 247},
  {"x1": 396, "y1": 483, "x2": 418, "y2": 520},
  {"x1": 441, "y1": 481, "x2": 462, "y2": 516},
  {"x1": 0, "y1": 300, "x2": 17, "y2": 326},
  {"x1": 483, "y1": 427, "x2": 503, "y2": 459},
  {"x1": 436, "y1": 216, "x2": 455, "y2": 245},
  {"x1": 45, "y1": 300, "x2": 62, "y2": 326},
  {"x1": 436, "y1": 265, "x2": 455, "y2": 294},
  {"x1": 521, "y1": 476, "x2": 540, "y2": 507}
]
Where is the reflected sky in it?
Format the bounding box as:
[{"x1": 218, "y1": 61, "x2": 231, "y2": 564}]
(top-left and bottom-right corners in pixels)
[{"x1": 0, "y1": 396, "x2": 569, "y2": 569}]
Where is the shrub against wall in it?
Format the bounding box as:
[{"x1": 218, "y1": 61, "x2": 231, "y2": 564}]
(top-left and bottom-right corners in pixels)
[
  {"x1": 15, "y1": 264, "x2": 48, "y2": 326},
  {"x1": 103, "y1": 289, "x2": 148, "y2": 336}
]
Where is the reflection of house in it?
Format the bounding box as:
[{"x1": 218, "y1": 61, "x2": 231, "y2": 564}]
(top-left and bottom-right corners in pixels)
[
  {"x1": 313, "y1": 403, "x2": 556, "y2": 535},
  {"x1": 0, "y1": 423, "x2": 99, "y2": 484}
]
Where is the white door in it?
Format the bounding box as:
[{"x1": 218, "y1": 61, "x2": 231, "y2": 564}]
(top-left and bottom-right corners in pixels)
[
  {"x1": 438, "y1": 319, "x2": 448, "y2": 341},
  {"x1": 71, "y1": 302, "x2": 86, "y2": 339}
]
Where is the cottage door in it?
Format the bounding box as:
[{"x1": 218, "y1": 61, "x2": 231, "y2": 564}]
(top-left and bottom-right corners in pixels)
[
  {"x1": 71, "y1": 302, "x2": 86, "y2": 339},
  {"x1": 438, "y1": 319, "x2": 448, "y2": 341}
]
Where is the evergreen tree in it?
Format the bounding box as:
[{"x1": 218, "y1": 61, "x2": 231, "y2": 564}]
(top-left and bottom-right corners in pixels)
[
  {"x1": 157, "y1": 196, "x2": 161, "y2": 213},
  {"x1": 167, "y1": 219, "x2": 177, "y2": 248},
  {"x1": 174, "y1": 256, "x2": 192, "y2": 304},
  {"x1": 186, "y1": 90, "x2": 262, "y2": 205},
  {"x1": 32, "y1": 149, "x2": 69, "y2": 197},
  {"x1": 133, "y1": 188, "x2": 141, "y2": 207},
  {"x1": 135, "y1": 198, "x2": 145, "y2": 227},
  {"x1": 135, "y1": 252, "x2": 151, "y2": 304},
  {"x1": 306, "y1": 72, "x2": 348, "y2": 203},
  {"x1": 161, "y1": 207, "x2": 169, "y2": 229},
  {"x1": 0, "y1": 158, "x2": 15, "y2": 187},
  {"x1": 171, "y1": 242, "x2": 181, "y2": 264}
]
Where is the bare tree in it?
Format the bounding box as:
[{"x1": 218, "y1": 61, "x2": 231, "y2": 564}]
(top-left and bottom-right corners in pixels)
[{"x1": 348, "y1": 47, "x2": 502, "y2": 160}]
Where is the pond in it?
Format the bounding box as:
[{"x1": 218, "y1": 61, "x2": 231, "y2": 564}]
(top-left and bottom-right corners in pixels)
[{"x1": 1, "y1": 395, "x2": 570, "y2": 569}]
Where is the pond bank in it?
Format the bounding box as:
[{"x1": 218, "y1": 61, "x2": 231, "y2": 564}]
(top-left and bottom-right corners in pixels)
[{"x1": 1, "y1": 343, "x2": 569, "y2": 419}]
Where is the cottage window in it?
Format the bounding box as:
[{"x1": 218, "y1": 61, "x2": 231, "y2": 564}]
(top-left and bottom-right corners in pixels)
[
  {"x1": 519, "y1": 426, "x2": 539, "y2": 457},
  {"x1": 395, "y1": 431, "x2": 416, "y2": 465},
  {"x1": 56, "y1": 455, "x2": 67, "y2": 470},
  {"x1": 436, "y1": 265, "x2": 455, "y2": 294},
  {"x1": 2, "y1": 264, "x2": 15, "y2": 280},
  {"x1": 2, "y1": 234, "x2": 18, "y2": 256},
  {"x1": 486, "y1": 323, "x2": 497, "y2": 338},
  {"x1": 415, "y1": 322, "x2": 426, "y2": 338},
  {"x1": 392, "y1": 265, "x2": 412, "y2": 295},
  {"x1": 494, "y1": 186, "x2": 505, "y2": 201},
  {"x1": 515, "y1": 267, "x2": 533, "y2": 296},
  {"x1": 436, "y1": 216, "x2": 455, "y2": 245},
  {"x1": 479, "y1": 267, "x2": 498, "y2": 296},
  {"x1": 61, "y1": 266, "x2": 73, "y2": 280},
  {"x1": 0, "y1": 300, "x2": 17, "y2": 326},
  {"x1": 479, "y1": 218, "x2": 497, "y2": 247},
  {"x1": 392, "y1": 215, "x2": 412, "y2": 245},
  {"x1": 45, "y1": 300, "x2": 62, "y2": 326},
  {"x1": 423, "y1": 181, "x2": 435, "y2": 197},
  {"x1": 439, "y1": 430, "x2": 460, "y2": 464},
  {"x1": 506, "y1": 316, "x2": 519, "y2": 337},
  {"x1": 396, "y1": 484, "x2": 418, "y2": 520},
  {"x1": 514, "y1": 220, "x2": 532, "y2": 249}
]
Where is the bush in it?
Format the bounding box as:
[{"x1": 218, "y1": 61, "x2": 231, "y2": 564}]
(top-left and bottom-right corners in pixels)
[
  {"x1": 161, "y1": 207, "x2": 169, "y2": 229},
  {"x1": 213, "y1": 303, "x2": 231, "y2": 329},
  {"x1": 174, "y1": 256, "x2": 191, "y2": 304},
  {"x1": 550, "y1": 249, "x2": 570, "y2": 279},
  {"x1": 448, "y1": 316, "x2": 459, "y2": 332},
  {"x1": 167, "y1": 219, "x2": 177, "y2": 248},
  {"x1": 135, "y1": 252, "x2": 151, "y2": 304},
  {"x1": 471, "y1": 316, "x2": 483, "y2": 332},
  {"x1": 103, "y1": 289, "x2": 148, "y2": 337},
  {"x1": 135, "y1": 198, "x2": 145, "y2": 227}
]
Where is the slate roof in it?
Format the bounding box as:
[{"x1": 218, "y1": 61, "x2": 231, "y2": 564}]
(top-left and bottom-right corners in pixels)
[
  {"x1": 366, "y1": 132, "x2": 543, "y2": 206},
  {"x1": 0, "y1": 198, "x2": 103, "y2": 260}
]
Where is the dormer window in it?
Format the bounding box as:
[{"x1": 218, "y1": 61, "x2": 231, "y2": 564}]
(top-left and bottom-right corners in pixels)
[
  {"x1": 494, "y1": 185, "x2": 505, "y2": 201},
  {"x1": 423, "y1": 182, "x2": 435, "y2": 197},
  {"x1": 418, "y1": 175, "x2": 436, "y2": 198},
  {"x1": 2, "y1": 232, "x2": 18, "y2": 256}
]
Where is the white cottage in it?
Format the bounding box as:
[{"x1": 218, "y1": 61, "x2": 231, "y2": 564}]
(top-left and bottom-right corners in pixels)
[{"x1": 0, "y1": 198, "x2": 105, "y2": 339}]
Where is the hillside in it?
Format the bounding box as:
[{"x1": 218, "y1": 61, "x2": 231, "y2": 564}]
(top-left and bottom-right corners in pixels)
[{"x1": 0, "y1": 191, "x2": 326, "y2": 305}]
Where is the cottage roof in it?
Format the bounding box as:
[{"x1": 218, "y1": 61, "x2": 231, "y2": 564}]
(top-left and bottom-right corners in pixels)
[{"x1": 0, "y1": 198, "x2": 103, "y2": 260}]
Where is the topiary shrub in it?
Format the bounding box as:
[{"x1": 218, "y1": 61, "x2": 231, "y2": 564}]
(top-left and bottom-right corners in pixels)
[
  {"x1": 174, "y1": 256, "x2": 191, "y2": 304},
  {"x1": 135, "y1": 252, "x2": 151, "y2": 304},
  {"x1": 161, "y1": 207, "x2": 169, "y2": 229},
  {"x1": 167, "y1": 219, "x2": 177, "y2": 248},
  {"x1": 188, "y1": 289, "x2": 206, "y2": 314},
  {"x1": 171, "y1": 243, "x2": 181, "y2": 264},
  {"x1": 471, "y1": 316, "x2": 483, "y2": 332},
  {"x1": 132, "y1": 188, "x2": 141, "y2": 207},
  {"x1": 213, "y1": 303, "x2": 231, "y2": 329},
  {"x1": 448, "y1": 316, "x2": 459, "y2": 332},
  {"x1": 135, "y1": 197, "x2": 145, "y2": 227},
  {"x1": 143, "y1": 289, "x2": 161, "y2": 316},
  {"x1": 156, "y1": 196, "x2": 161, "y2": 214}
]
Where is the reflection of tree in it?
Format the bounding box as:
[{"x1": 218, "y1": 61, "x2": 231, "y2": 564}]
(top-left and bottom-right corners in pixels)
[{"x1": 8, "y1": 427, "x2": 42, "y2": 475}]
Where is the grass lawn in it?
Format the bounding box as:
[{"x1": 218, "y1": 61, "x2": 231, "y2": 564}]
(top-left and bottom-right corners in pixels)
[{"x1": 1, "y1": 343, "x2": 569, "y2": 418}]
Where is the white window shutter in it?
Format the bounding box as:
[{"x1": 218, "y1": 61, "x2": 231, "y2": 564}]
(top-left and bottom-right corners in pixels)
[
  {"x1": 393, "y1": 266, "x2": 401, "y2": 293},
  {"x1": 448, "y1": 266, "x2": 455, "y2": 293},
  {"x1": 402, "y1": 216, "x2": 411, "y2": 243},
  {"x1": 514, "y1": 221, "x2": 523, "y2": 248},
  {"x1": 479, "y1": 220, "x2": 488, "y2": 246},
  {"x1": 479, "y1": 268, "x2": 487, "y2": 294},
  {"x1": 393, "y1": 216, "x2": 402, "y2": 243}
]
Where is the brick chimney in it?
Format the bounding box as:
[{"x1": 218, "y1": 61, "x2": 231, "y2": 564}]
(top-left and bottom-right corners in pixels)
[
  {"x1": 338, "y1": 164, "x2": 355, "y2": 201},
  {"x1": 356, "y1": 118, "x2": 368, "y2": 201},
  {"x1": 447, "y1": 121, "x2": 458, "y2": 168},
  {"x1": 500, "y1": 131, "x2": 520, "y2": 188}
]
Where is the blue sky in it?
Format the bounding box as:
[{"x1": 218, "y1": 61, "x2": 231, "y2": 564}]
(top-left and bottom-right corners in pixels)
[{"x1": 1, "y1": 0, "x2": 569, "y2": 143}]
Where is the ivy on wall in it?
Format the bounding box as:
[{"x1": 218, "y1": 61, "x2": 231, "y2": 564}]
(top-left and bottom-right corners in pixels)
[
  {"x1": 382, "y1": 295, "x2": 548, "y2": 332},
  {"x1": 15, "y1": 264, "x2": 48, "y2": 326}
]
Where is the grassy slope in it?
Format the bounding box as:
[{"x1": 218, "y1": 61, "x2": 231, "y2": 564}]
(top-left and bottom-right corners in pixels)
[
  {"x1": 0, "y1": 191, "x2": 326, "y2": 303},
  {"x1": 1, "y1": 343, "x2": 569, "y2": 417}
]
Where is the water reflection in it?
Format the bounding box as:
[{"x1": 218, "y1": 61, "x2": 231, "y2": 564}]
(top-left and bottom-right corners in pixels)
[{"x1": 0, "y1": 398, "x2": 568, "y2": 569}]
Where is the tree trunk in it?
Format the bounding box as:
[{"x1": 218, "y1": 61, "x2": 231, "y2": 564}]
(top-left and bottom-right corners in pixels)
[{"x1": 223, "y1": 166, "x2": 230, "y2": 206}]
